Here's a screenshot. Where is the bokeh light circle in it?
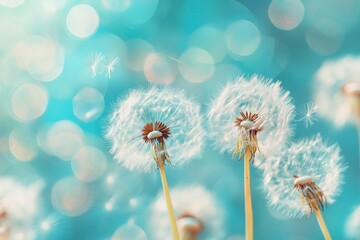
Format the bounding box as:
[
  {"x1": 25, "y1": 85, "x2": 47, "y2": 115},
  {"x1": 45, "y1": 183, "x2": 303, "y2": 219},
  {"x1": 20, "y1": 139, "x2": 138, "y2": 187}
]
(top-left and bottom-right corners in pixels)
[
  {"x1": 119, "y1": 0, "x2": 158, "y2": 25},
  {"x1": 71, "y1": 146, "x2": 108, "y2": 182},
  {"x1": 14, "y1": 35, "x2": 64, "y2": 82},
  {"x1": 66, "y1": 4, "x2": 99, "y2": 39},
  {"x1": 125, "y1": 39, "x2": 154, "y2": 71},
  {"x1": 143, "y1": 53, "x2": 176, "y2": 84},
  {"x1": 42, "y1": 0, "x2": 69, "y2": 12},
  {"x1": 225, "y1": 20, "x2": 261, "y2": 57},
  {"x1": 9, "y1": 126, "x2": 37, "y2": 162},
  {"x1": 0, "y1": 0, "x2": 25, "y2": 8},
  {"x1": 51, "y1": 177, "x2": 93, "y2": 216},
  {"x1": 11, "y1": 83, "x2": 48, "y2": 122},
  {"x1": 268, "y1": 0, "x2": 304, "y2": 31},
  {"x1": 305, "y1": 20, "x2": 343, "y2": 55},
  {"x1": 112, "y1": 223, "x2": 147, "y2": 240},
  {"x1": 189, "y1": 26, "x2": 227, "y2": 63},
  {"x1": 44, "y1": 121, "x2": 84, "y2": 160},
  {"x1": 102, "y1": 0, "x2": 131, "y2": 12},
  {"x1": 178, "y1": 47, "x2": 215, "y2": 83},
  {"x1": 72, "y1": 87, "x2": 105, "y2": 122}
]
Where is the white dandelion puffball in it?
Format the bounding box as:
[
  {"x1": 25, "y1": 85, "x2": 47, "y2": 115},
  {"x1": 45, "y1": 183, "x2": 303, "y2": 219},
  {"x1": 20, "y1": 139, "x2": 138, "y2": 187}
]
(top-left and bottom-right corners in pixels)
[
  {"x1": 314, "y1": 55, "x2": 360, "y2": 126},
  {"x1": 149, "y1": 186, "x2": 225, "y2": 240},
  {"x1": 346, "y1": 205, "x2": 360, "y2": 239},
  {"x1": 105, "y1": 87, "x2": 205, "y2": 173},
  {"x1": 262, "y1": 135, "x2": 345, "y2": 218},
  {"x1": 0, "y1": 177, "x2": 43, "y2": 238},
  {"x1": 207, "y1": 75, "x2": 294, "y2": 168}
]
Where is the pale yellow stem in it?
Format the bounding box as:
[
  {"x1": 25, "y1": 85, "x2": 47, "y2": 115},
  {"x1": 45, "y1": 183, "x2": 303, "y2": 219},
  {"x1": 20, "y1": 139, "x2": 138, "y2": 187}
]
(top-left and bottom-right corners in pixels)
[
  {"x1": 314, "y1": 209, "x2": 332, "y2": 240},
  {"x1": 244, "y1": 148, "x2": 253, "y2": 240},
  {"x1": 180, "y1": 230, "x2": 197, "y2": 240},
  {"x1": 159, "y1": 164, "x2": 179, "y2": 240},
  {"x1": 355, "y1": 112, "x2": 360, "y2": 190}
]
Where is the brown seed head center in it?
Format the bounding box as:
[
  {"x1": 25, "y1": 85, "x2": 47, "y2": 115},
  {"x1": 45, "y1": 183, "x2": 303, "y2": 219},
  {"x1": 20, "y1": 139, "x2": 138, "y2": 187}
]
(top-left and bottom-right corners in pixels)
[
  {"x1": 141, "y1": 121, "x2": 171, "y2": 143},
  {"x1": 177, "y1": 212, "x2": 204, "y2": 233},
  {"x1": 293, "y1": 175, "x2": 327, "y2": 215}
]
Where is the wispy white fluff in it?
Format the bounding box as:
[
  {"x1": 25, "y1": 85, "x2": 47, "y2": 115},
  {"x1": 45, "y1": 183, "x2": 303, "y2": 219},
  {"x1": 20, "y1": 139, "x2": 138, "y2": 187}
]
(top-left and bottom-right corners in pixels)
[
  {"x1": 346, "y1": 205, "x2": 360, "y2": 239},
  {"x1": 105, "y1": 87, "x2": 205, "y2": 173},
  {"x1": 207, "y1": 75, "x2": 294, "y2": 168},
  {"x1": 262, "y1": 135, "x2": 345, "y2": 218},
  {"x1": 298, "y1": 102, "x2": 319, "y2": 128},
  {"x1": 149, "y1": 186, "x2": 225, "y2": 240},
  {"x1": 314, "y1": 55, "x2": 360, "y2": 126},
  {"x1": 0, "y1": 177, "x2": 43, "y2": 239}
]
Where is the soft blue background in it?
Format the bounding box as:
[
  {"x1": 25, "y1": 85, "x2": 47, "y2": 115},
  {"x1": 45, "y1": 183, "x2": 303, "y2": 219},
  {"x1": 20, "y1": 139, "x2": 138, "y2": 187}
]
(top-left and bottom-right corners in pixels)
[{"x1": 0, "y1": 0, "x2": 359, "y2": 239}]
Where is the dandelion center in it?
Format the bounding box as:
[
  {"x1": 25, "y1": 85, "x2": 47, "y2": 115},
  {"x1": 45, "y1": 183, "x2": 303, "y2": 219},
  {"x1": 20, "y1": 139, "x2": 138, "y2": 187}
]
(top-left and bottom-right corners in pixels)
[
  {"x1": 293, "y1": 175, "x2": 327, "y2": 215},
  {"x1": 142, "y1": 121, "x2": 171, "y2": 143},
  {"x1": 342, "y1": 81, "x2": 360, "y2": 97},
  {"x1": 0, "y1": 208, "x2": 8, "y2": 233},
  {"x1": 233, "y1": 111, "x2": 263, "y2": 162},
  {"x1": 177, "y1": 213, "x2": 204, "y2": 234},
  {"x1": 141, "y1": 121, "x2": 171, "y2": 167}
]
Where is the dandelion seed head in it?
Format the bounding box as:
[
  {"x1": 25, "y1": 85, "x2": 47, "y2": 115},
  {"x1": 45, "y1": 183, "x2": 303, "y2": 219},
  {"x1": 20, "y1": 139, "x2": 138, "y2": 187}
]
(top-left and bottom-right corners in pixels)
[
  {"x1": 149, "y1": 186, "x2": 225, "y2": 240},
  {"x1": 105, "y1": 87, "x2": 205, "y2": 173},
  {"x1": 207, "y1": 75, "x2": 294, "y2": 168},
  {"x1": 346, "y1": 205, "x2": 360, "y2": 239},
  {"x1": 262, "y1": 135, "x2": 345, "y2": 218},
  {"x1": 314, "y1": 55, "x2": 360, "y2": 126}
]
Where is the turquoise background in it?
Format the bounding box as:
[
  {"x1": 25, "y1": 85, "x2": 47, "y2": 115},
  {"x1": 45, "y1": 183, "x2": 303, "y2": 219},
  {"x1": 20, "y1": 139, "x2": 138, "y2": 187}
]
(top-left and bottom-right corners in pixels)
[{"x1": 0, "y1": 0, "x2": 359, "y2": 239}]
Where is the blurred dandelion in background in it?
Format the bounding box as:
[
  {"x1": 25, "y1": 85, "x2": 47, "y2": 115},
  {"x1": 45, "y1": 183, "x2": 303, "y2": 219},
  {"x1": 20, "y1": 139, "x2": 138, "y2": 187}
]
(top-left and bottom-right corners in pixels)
[
  {"x1": 262, "y1": 135, "x2": 345, "y2": 238},
  {"x1": 207, "y1": 75, "x2": 294, "y2": 239},
  {"x1": 346, "y1": 205, "x2": 360, "y2": 239},
  {"x1": 105, "y1": 87, "x2": 205, "y2": 239},
  {"x1": 314, "y1": 56, "x2": 360, "y2": 127},
  {"x1": 149, "y1": 186, "x2": 225, "y2": 240},
  {"x1": 0, "y1": 177, "x2": 43, "y2": 239}
]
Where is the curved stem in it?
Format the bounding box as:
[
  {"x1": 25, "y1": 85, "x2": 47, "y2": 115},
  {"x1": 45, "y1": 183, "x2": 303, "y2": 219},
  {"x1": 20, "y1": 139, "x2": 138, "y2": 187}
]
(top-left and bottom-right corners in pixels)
[
  {"x1": 314, "y1": 209, "x2": 332, "y2": 240},
  {"x1": 159, "y1": 164, "x2": 179, "y2": 240},
  {"x1": 244, "y1": 148, "x2": 253, "y2": 240}
]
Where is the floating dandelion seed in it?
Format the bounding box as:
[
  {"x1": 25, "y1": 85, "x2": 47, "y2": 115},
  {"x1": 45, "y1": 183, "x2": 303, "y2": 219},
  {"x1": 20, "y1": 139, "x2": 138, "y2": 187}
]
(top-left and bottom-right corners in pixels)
[
  {"x1": 0, "y1": 177, "x2": 43, "y2": 239},
  {"x1": 346, "y1": 205, "x2": 360, "y2": 239},
  {"x1": 297, "y1": 102, "x2": 319, "y2": 128},
  {"x1": 105, "y1": 56, "x2": 119, "y2": 78},
  {"x1": 207, "y1": 75, "x2": 294, "y2": 240},
  {"x1": 262, "y1": 135, "x2": 345, "y2": 239},
  {"x1": 105, "y1": 87, "x2": 205, "y2": 240},
  {"x1": 149, "y1": 186, "x2": 225, "y2": 240},
  {"x1": 90, "y1": 52, "x2": 104, "y2": 77}
]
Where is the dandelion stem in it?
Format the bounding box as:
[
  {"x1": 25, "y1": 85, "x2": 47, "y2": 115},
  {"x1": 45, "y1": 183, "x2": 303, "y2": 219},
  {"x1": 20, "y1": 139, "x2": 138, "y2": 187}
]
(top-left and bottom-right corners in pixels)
[
  {"x1": 314, "y1": 209, "x2": 332, "y2": 240},
  {"x1": 159, "y1": 163, "x2": 179, "y2": 240},
  {"x1": 180, "y1": 230, "x2": 196, "y2": 240},
  {"x1": 355, "y1": 111, "x2": 360, "y2": 195},
  {"x1": 244, "y1": 148, "x2": 253, "y2": 240}
]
